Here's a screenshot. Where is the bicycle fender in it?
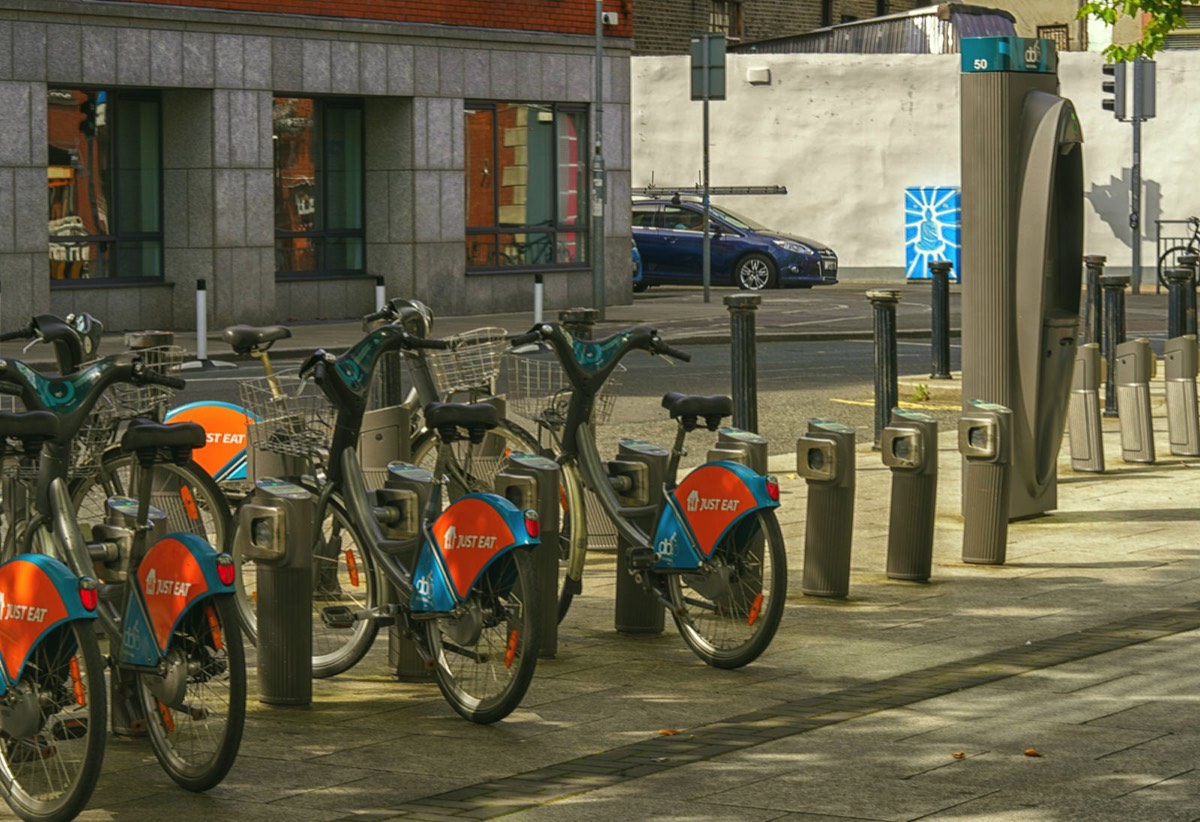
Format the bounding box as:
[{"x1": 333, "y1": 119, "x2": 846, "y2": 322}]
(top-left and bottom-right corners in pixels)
[
  {"x1": 410, "y1": 494, "x2": 537, "y2": 612},
  {"x1": 165, "y1": 400, "x2": 257, "y2": 481},
  {"x1": 653, "y1": 461, "x2": 779, "y2": 569},
  {"x1": 120, "y1": 532, "x2": 236, "y2": 666},
  {"x1": 0, "y1": 554, "x2": 96, "y2": 694}
]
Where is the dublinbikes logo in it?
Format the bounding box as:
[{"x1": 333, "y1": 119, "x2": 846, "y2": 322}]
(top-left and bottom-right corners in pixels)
[
  {"x1": 441, "y1": 526, "x2": 498, "y2": 552},
  {"x1": 1024, "y1": 39, "x2": 1042, "y2": 69},
  {"x1": 143, "y1": 568, "x2": 193, "y2": 598},
  {"x1": 685, "y1": 490, "x2": 742, "y2": 514},
  {"x1": 0, "y1": 591, "x2": 49, "y2": 624},
  {"x1": 657, "y1": 532, "x2": 678, "y2": 559}
]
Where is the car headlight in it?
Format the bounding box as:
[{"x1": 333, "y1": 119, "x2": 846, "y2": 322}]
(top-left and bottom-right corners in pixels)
[{"x1": 772, "y1": 239, "x2": 813, "y2": 254}]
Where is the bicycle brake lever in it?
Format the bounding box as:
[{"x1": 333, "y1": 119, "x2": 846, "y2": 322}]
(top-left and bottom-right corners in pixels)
[{"x1": 21, "y1": 337, "x2": 40, "y2": 354}]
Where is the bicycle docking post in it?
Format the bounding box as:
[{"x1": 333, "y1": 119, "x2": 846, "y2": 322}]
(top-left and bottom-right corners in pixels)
[
  {"x1": 1115, "y1": 338, "x2": 1156, "y2": 464},
  {"x1": 796, "y1": 421, "x2": 856, "y2": 597},
  {"x1": 928, "y1": 261, "x2": 952, "y2": 379},
  {"x1": 709, "y1": 427, "x2": 768, "y2": 473},
  {"x1": 1167, "y1": 267, "x2": 1196, "y2": 341},
  {"x1": 1164, "y1": 335, "x2": 1200, "y2": 457},
  {"x1": 1082, "y1": 255, "x2": 1105, "y2": 346},
  {"x1": 1181, "y1": 254, "x2": 1199, "y2": 338},
  {"x1": 959, "y1": 401, "x2": 1011, "y2": 565},
  {"x1": 881, "y1": 410, "x2": 937, "y2": 582},
  {"x1": 235, "y1": 478, "x2": 315, "y2": 706},
  {"x1": 381, "y1": 462, "x2": 434, "y2": 680},
  {"x1": 612, "y1": 439, "x2": 669, "y2": 634},
  {"x1": 495, "y1": 453, "x2": 562, "y2": 658},
  {"x1": 1068, "y1": 343, "x2": 1105, "y2": 473},
  {"x1": 1101, "y1": 273, "x2": 1129, "y2": 417}
]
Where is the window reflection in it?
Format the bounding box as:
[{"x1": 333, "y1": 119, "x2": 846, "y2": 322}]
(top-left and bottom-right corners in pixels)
[
  {"x1": 464, "y1": 102, "x2": 588, "y2": 271},
  {"x1": 47, "y1": 88, "x2": 162, "y2": 281},
  {"x1": 273, "y1": 97, "x2": 365, "y2": 277}
]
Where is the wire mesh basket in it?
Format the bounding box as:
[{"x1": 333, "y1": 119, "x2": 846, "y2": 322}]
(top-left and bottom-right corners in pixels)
[
  {"x1": 109, "y1": 345, "x2": 186, "y2": 420},
  {"x1": 503, "y1": 353, "x2": 623, "y2": 426},
  {"x1": 0, "y1": 389, "x2": 116, "y2": 479},
  {"x1": 411, "y1": 327, "x2": 508, "y2": 397},
  {"x1": 238, "y1": 370, "x2": 334, "y2": 461}
]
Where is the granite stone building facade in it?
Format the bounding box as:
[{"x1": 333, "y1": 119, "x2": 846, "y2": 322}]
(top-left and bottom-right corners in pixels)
[{"x1": 5, "y1": 0, "x2": 633, "y2": 330}]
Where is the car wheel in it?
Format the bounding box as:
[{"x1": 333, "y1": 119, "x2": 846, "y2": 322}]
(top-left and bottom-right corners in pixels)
[{"x1": 736, "y1": 254, "x2": 777, "y2": 290}]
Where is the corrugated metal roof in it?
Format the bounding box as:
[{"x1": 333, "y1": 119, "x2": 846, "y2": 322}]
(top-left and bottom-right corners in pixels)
[{"x1": 731, "y1": 2, "x2": 1017, "y2": 55}]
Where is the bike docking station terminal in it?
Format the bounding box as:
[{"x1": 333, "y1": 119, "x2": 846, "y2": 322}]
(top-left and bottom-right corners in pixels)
[
  {"x1": 377, "y1": 461, "x2": 436, "y2": 680},
  {"x1": 958, "y1": 36, "x2": 1083, "y2": 549},
  {"x1": 796, "y1": 421, "x2": 856, "y2": 598},
  {"x1": 611, "y1": 439, "x2": 671, "y2": 636},
  {"x1": 234, "y1": 477, "x2": 315, "y2": 706}
]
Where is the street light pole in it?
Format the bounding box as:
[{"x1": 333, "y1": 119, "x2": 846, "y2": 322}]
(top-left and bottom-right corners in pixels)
[{"x1": 591, "y1": 0, "x2": 606, "y2": 320}]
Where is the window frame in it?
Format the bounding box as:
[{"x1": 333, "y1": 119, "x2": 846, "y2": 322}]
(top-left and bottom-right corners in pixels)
[
  {"x1": 463, "y1": 101, "x2": 591, "y2": 275},
  {"x1": 273, "y1": 96, "x2": 367, "y2": 280},
  {"x1": 48, "y1": 87, "x2": 165, "y2": 288}
]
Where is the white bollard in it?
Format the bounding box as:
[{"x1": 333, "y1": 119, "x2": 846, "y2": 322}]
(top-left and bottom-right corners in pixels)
[
  {"x1": 534, "y1": 273, "x2": 544, "y2": 325},
  {"x1": 195, "y1": 278, "x2": 208, "y2": 361},
  {"x1": 375, "y1": 275, "x2": 386, "y2": 313}
]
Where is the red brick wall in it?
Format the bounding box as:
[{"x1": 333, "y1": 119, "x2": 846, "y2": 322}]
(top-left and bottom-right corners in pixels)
[{"x1": 113, "y1": 0, "x2": 635, "y2": 38}]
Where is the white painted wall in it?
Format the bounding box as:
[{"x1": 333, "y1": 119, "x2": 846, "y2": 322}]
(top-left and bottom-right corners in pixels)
[{"x1": 631, "y1": 51, "x2": 1200, "y2": 279}]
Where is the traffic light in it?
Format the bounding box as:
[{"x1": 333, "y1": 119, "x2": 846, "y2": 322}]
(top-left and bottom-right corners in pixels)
[
  {"x1": 79, "y1": 97, "x2": 96, "y2": 138},
  {"x1": 1132, "y1": 58, "x2": 1155, "y2": 121},
  {"x1": 1101, "y1": 62, "x2": 1126, "y2": 121}
]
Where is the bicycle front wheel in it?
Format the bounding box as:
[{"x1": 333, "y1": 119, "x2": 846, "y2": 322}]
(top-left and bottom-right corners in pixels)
[
  {"x1": 310, "y1": 494, "x2": 380, "y2": 678},
  {"x1": 0, "y1": 620, "x2": 106, "y2": 822},
  {"x1": 1158, "y1": 244, "x2": 1195, "y2": 289},
  {"x1": 666, "y1": 508, "x2": 787, "y2": 669},
  {"x1": 423, "y1": 548, "x2": 539, "y2": 724},
  {"x1": 136, "y1": 596, "x2": 246, "y2": 792}
]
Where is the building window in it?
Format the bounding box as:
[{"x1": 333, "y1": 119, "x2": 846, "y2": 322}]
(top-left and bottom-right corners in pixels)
[
  {"x1": 464, "y1": 103, "x2": 588, "y2": 271},
  {"x1": 273, "y1": 97, "x2": 364, "y2": 278},
  {"x1": 821, "y1": 0, "x2": 833, "y2": 27},
  {"x1": 710, "y1": 0, "x2": 743, "y2": 39},
  {"x1": 1037, "y1": 24, "x2": 1070, "y2": 52},
  {"x1": 875, "y1": 1, "x2": 889, "y2": 17},
  {"x1": 47, "y1": 88, "x2": 162, "y2": 282}
]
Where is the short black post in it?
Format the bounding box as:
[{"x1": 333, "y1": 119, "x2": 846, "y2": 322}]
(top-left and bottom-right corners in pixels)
[
  {"x1": 867, "y1": 289, "x2": 902, "y2": 448},
  {"x1": 1167, "y1": 267, "x2": 1195, "y2": 341},
  {"x1": 1180, "y1": 254, "x2": 1199, "y2": 338},
  {"x1": 558, "y1": 307, "x2": 597, "y2": 340},
  {"x1": 724, "y1": 293, "x2": 760, "y2": 433},
  {"x1": 1101, "y1": 273, "x2": 1129, "y2": 418},
  {"x1": 928, "y1": 261, "x2": 952, "y2": 379},
  {"x1": 1083, "y1": 255, "x2": 1106, "y2": 346}
]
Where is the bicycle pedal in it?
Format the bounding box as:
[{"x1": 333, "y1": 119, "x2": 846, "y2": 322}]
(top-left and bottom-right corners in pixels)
[
  {"x1": 626, "y1": 545, "x2": 658, "y2": 571},
  {"x1": 321, "y1": 605, "x2": 356, "y2": 630}
]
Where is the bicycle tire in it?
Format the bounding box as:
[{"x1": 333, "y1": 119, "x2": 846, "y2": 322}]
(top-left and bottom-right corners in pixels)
[
  {"x1": 136, "y1": 595, "x2": 246, "y2": 792},
  {"x1": 423, "y1": 547, "x2": 539, "y2": 724},
  {"x1": 0, "y1": 619, "x2": 106, "y2": 822},
  {"x1": 555, "y1": 460, "x2": 587, "y2": 624},
  {"x1": 70, "y1": 452, "x2": 242, "y2": 629},
  {"x1": 308, "y1": 493, "x2": 381, "y2": 678},
  {"x1": 1157, "y1": 244, "x2": 1196, "y2": 289},
  {"x1": 666, "y1": 508, "x2": 787, "y2": 669}
]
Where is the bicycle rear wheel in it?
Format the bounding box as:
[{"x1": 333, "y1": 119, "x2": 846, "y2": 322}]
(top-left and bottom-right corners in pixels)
[
  {"x1": 0, "y1": 620, "x2": 106, "y2": 822},
  {"x1": 423, "y1": 548, "x2": 538, "y2": 724},
  {"x1": 666, "y1": 509, "x2": 787, "y2": 669},
  {"x1": 1158, "y1": 244, "x2": 1196, "y2": 289},
  {"x1": 136, "y1": 595, "x2": 245, "y2": 792}
]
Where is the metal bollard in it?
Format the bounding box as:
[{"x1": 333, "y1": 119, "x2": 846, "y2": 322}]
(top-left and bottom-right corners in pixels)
[
  {"x1": 724, "y1": 294, "x2": 761, "y2": 433},
  {"x1": 796, "y1": 421, "x2": 856, "y2": 598},
  {"x1": 234, "y1": 478, "x2": 315, "y2": 705},
  {"x1": 611, "y1": 439, "x2": 669, "y2": 634},
  {"x1": 559, "y1": 307, "x2": 598, "y2": 340},
  {"x1": 1164, "y1": 335, "x2": 1200, "y2": 457},
  {"x1": 1101, "y1": 273, "x2": 1129, "y2": 417},
  {"x1": 1068, "y1": 343, "x2": 1105, "y2": 473},
  {"x1": 1082, "y1": 255, "x2": 1105, "y2": 346},
  {"x1": 379, "y1": 462, "x2": 435, "y2": 680},
  {"x1": 928, "y1": 261, "x2": 952, "y2": 379},
  {"x1": 881, "y1": 409, "x2": 938, "y2": 581},
  {"x1": 867, "y1": 289, "x2": 902, "y2": 449},
  {"x1": 1182, "y1": 254, "x2": 1199, "y2": 338},
  {"x1": 495, "y1": 453, "x2": 562, "y2": 657},
  {"x1": 709, "y1": 427, "x2": 768, "y2": 474},
  {"x1": 1115, "y1": 338, "x2": 1155, "y2": 464},
  {"x1": 959, "y1": 400, "x2": 1012, "y2": 565},
  {"x1": 1167, "y1": 267, "x2": 1197, "y2": 341}
]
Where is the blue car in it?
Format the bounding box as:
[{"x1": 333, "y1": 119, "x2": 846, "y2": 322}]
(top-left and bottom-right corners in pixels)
[{"x1": 631, "y1": 197, "x2": 838, "y2": 291}]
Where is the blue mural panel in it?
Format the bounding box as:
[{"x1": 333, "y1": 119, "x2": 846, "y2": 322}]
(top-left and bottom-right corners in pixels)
[{"x1": 905, "y1": 187, "x2": 961, "y2": 282}]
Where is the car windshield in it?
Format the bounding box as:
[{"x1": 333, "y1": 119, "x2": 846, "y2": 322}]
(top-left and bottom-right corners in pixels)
[{"x1": 708, "y1": 204, "x2": 769, "y2": 231}]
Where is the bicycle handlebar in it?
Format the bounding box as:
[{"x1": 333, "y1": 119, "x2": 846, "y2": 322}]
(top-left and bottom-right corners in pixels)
[
  {"x1": 134, "y1": 363, "x2": 186, "y2": 391},
  {"x1": 0, "y1": 324, "x2": 33, "y2": 343},
  {"x1": 651, "y1": 339, "x2": 691, "y2": 363}
]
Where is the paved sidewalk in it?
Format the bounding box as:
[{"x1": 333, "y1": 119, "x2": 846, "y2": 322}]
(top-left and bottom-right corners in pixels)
[{"x1": 77, "y1": 404, "x2": 1200, "y2": 820}]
